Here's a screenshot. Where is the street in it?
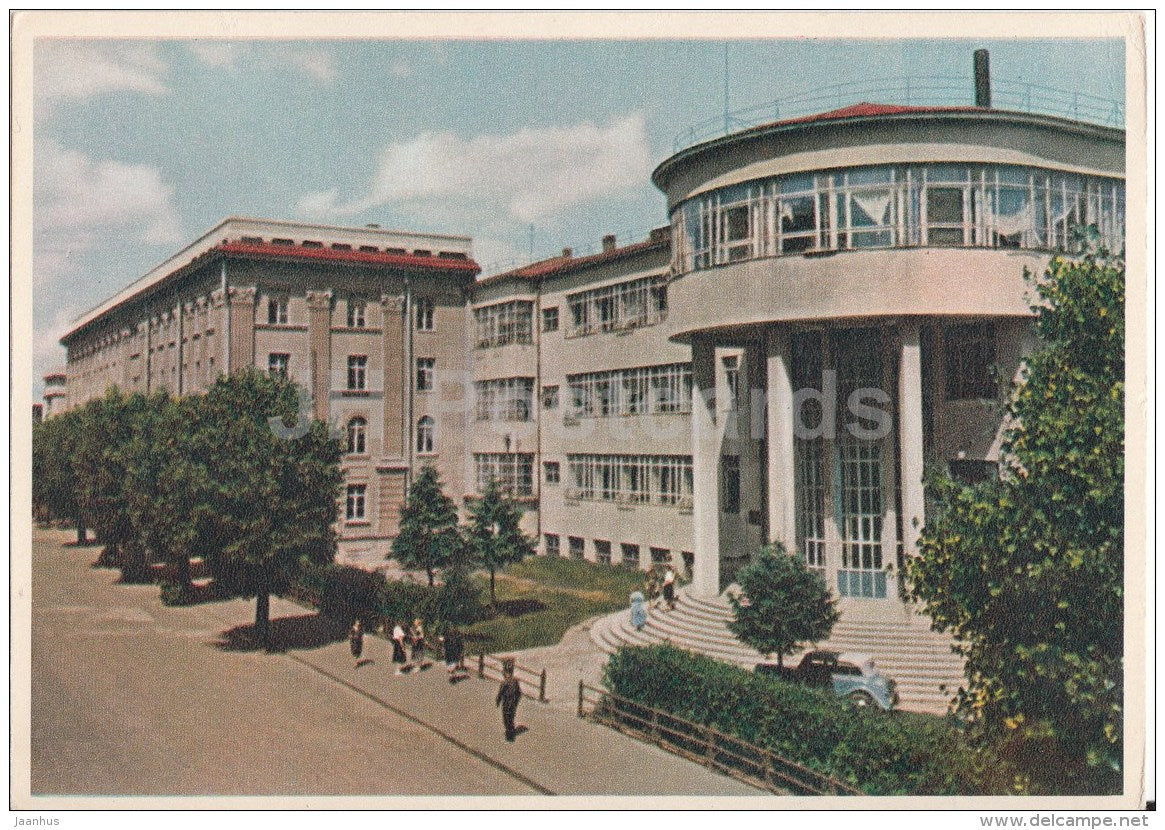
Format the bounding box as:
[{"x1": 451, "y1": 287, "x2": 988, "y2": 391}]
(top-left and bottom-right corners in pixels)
[{"x1": 26, "y1": 527, "x2": 760, "y2": 801}]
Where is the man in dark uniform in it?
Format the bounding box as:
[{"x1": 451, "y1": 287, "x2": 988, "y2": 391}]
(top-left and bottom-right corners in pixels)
[{"x1": 495, "y1": 658, "x2": 522, "y2": 741}]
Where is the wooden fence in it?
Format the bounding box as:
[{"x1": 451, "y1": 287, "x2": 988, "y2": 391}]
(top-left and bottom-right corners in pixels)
[
  {"x1": 576, "y1": 682, "x2": 862, "y2": 796},
  {"x1": 477, "y1": 652, "x2": 548, "y2": 704}
]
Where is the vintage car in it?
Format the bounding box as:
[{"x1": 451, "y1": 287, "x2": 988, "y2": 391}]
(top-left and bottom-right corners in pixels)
[{"x1": 755, "y1": 649, "x2": 898, "y2": 710}]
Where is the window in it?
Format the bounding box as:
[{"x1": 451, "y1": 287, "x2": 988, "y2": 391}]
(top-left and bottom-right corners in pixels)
[
  {"x1": 544, "y1": 534, "x2": 560, "y2": 557},
  {"x1": 595, "y1": 540, "x2": 612, "y2": 564},
  {"x1": 568, "y1": 363, "x2": 692, "y2": 418},
  {"x1": 721, "y1": 455, "x2": 741, "y2": 514},
  {"x1": 347, "y1": 298, "x2": 366, "y2": 329},
  {"x1": 544, "y1": 461, "x2": 560, "y2": 484},
  {"x1": 267, "y1": 352, "x2": 289, "y2": 378},
  {"x1": 650, "y1": 547, "x2": 671, "y2": 566},
  {"x1": 267, "y1": 297, "x2": 288, "y2": 325},
  {"x1": 723, "y1": 355, "x2": 740, "y2": 410},
  {"x1": 416, "y1": 358, "x2": 435, "y2": 391},
  {"x1": 416, "y1": 416, "x2": 434, "y2": 454},
  {"x1": 944, "y1": 323, "x2": 996, "y2": 400},
  {"x1": 415, "y1": 298, "x2": 435, "y2": 331},
  {"x1": 474, "y1": 453, "x2": 534, "y2": 497},
  {"x1": 569, "y1": 536, "x2": 585, "y2": 560},
  {"x1": 475, "y1": 377, "x2": 534, "y2": 421},
  {"x1": 345, "y1": 484, "x2": 367, "y2": 521},
  {"x1": 542, "y1": 307, "x2": 559, "y2": 332},
  {"x1": 565, "y1": 275, "x2": 668, "y2": 337},
  {"x1": 474, "y1": 301, "x2": 533, "y2": 348},
  {"x1": 621, "y1": 543, "x2": 640, "y2": 568},
  {"x1": 541, "y1": 385, "x2": 559, "y2": 410},
  {"x1": 347, "y1": 355, "x2": 367, "y2": 391},
  {"x1": 567, "y1": 455, "x2": 693, "y2": 506},
  {"x1": 347, "y1": 416, "x2": 367, "y2": 454}
]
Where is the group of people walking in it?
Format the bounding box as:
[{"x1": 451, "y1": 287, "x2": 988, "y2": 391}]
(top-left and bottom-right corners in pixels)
[
  {"x1": 345, "y1": 615, "x2": 523, "y2": 742},
  {"x1": 631, "y1": 564, "x2": 677, "y2": 631}
]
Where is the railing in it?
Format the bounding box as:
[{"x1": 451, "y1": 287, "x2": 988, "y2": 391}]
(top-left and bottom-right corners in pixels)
[
  {"x1": 577, "y1": 682, "x2": 862, "y2": 796},
  {"x1": 673, "y1": 75, "x2": 1125, "y2": 151},
  {"x1": 478, "y1": 651, "x2": 548, "y2": 704}
]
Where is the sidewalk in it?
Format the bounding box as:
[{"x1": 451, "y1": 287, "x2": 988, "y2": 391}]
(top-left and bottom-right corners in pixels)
[{"x1": 202, "y1": 591, "x2": 763, "y2": 797}]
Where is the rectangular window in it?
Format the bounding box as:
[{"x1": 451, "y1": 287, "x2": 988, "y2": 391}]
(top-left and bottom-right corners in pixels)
[
  {"x1": 267, "y1": 297, "x2": 288, "y2": 326},
  {"x1": 267, "y1": 352, "x2": 289, "y2": 378},
  {"x1": 926, "y1": 184, "x2": 967, "y2": 246},
  {"x1": 595, "y1": 540, "x2": 612, "y2": 564},
  {"x1": 650, "y1": 547, "x2": 671, "y2": 566},
  {"x1": 347, "y1": 355, "x2": 368, "y2": 391},
  {"x1": 721, "y1": 455, "x2": 741, "y2": 514},
  {"x1": 475, "y1": 377, "x2": 534, "y2": 421},
  {"x1": 568, "y1": 363, "x2": 692, "y2": 418},
  {"x1": 415, "y1": 298, "x2": 435, "y2": 331},
  {"x1": 722, "y1": 355, "x2": 740, "y2": 410},
  {"x1": 564, "y1": 275, "x2": 668, "y2": 337},
  {"x1": 566, "y1": 454, "x2": 693, "y2": 506},
  {"x1": 416, "y1": 358, "x2": 435, "y2": 391},
  {"x1": 541, "y1": 384, "x2": 559, "y2": 410},
  {"x1": 542, "y1": 307, "x2": 559, "y2": 332},
  {"x1": 474, "y1": 301, "x2": 534, "y2": 348},
  {"x1": 347, "y1": 299, "x2": 366, "y2": 329},
  {"x1": 544, "y1": 461, "x2": 560, "y2": 484},
  {"x1": 620, "y1": 543, "x2": 640, "y2": 569},
  {"x1": 474, "y1": 453, "x2": 534, "y2": 497},
  {"x1": 569, "y1": 536, "x2": 585, "y2": 560},
  {"x1": 345, "y1": 484, "x2": 367, "y2": 521},
  {"x1": 944, "y1": 323, "x2": 996, "y2": 400},
  {"x1": 544, "y1": 533, "x2": 560, "y2": 557}
]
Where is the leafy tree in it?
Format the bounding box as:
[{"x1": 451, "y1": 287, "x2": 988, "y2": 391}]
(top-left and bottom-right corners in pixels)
[
  {"x1": 465, "y1": 476, "x2": 534, "y2": 605},
  {"x1": 392, "y1": 464, "x2": 461, "y2": 587},
  {"x1": 727, "y1": 543, "x2": 840, "y2": 669},
  {"x1": 32, "y1": 409, "x2": 82, "y2": 533},
  {"x1": 907, "y1": 248, "x2": 1124, "y2": 793},
  {"x1": 197, "y1": 369, "x2": 343, "y2": 645}
]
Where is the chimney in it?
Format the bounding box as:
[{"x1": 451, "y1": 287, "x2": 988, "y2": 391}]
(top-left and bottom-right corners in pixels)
[
  {"x1": 602, "y1": 234, "x2": 617, "y2": 253},
  {"x1": 974, "y1": 49, "x2": 991, "y2": 108},
  {"x1": 562, "y1": 247, "x2": 573, "y2": 258}
]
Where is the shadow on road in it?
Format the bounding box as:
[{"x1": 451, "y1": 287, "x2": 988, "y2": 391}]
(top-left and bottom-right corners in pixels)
[{"x1": 214, "y1": 612, "x2": 347, "y2": 653}]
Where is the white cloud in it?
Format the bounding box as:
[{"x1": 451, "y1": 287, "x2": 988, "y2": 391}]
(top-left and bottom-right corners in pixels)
[
  {"x1": 185, "y1": 41, "x2": 246, "y2": 69},
  {"x1": 35, "y1": 41, "x2": 169, "y2": 103},
  {"x1": 34, "y1": 304, "x2": 82, "y2": 381},
  {"x1": 298, "y1": 114, "x2": 652, "y2": 226},
  {"x1": 390, "y1": 58, "x2": 413, "y2": 78},
  {"x1": 280, "y1": 48, "x2": 338, "y2": 84}
]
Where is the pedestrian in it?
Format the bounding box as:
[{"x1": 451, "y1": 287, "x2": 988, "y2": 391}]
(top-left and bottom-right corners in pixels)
[
  {"x1": 349, "y1": 618, "x2": 364, "y2": 667},
  {"x1": 391, "y1": 620, "x2": 408, "y2": 674},
  {"x1": 495, "y1": 658, "x2": 522, "y2": 742},
  {"x1": 411, "y1": 617, "x2": 430, "y2": 669},
  {"x1": 440, "y1": 626, "x2": 465, "y2": 682},
  {"x1": 630, "y1": 590, "x2": 647, "y2": 631},
  {"x1": 662, "y1": 564, "x2": 677, "y2": 610}
]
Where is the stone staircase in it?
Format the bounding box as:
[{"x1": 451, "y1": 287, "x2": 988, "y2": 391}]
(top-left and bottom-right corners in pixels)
[{"x1": 590, "y1": 587, "x2": 967, "y2": 715}]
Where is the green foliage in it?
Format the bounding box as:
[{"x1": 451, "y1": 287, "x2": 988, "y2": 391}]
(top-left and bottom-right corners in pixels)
[
  {"x1": 727, "y1": 544, "x2": 839, "y2": 668},
  {"x1": 603, "y1": 645, "x2": 1021, "y2": 795},
  {"x1": 466, "y1": 476, "x2": 535, "y2": 604},
  {"x1": 32, "y1": 408, "x2": 84, "y2": 530},
  {"x1": 374, "y1": 578, "x2": 440, "y2": 630},
  {"x1": 392, "y1": 464, "x2": 461, "y2": 586},
  {"x1": 309, "y1": 564, "x2": 385, "y2": 626},
  {"x1": 430, "y1": 563, "x2": 487, "y2": 627},
  {"x1": 907, "y1": 249, "x2": 1124, "y2": 793}
]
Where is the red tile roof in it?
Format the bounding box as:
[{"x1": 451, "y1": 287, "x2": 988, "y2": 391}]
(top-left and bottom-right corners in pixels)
[
  {"x1": 750, "y1": 102, "x2": 988, "y2": 132},
  {"x1": 477, "y1": 234, "x2": 669, "y2": 288},
  {"x1": 214, "y1": 240, "x2": 481, "y2": 274}
]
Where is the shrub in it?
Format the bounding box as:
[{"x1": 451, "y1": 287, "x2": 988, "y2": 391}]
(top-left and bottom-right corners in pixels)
[
  {"x1": 603, "y1": 644, "x2": 1019, "y2": 795},
  {"x1": 315, "y1": 564, "x2": 385, "y2": 625}
]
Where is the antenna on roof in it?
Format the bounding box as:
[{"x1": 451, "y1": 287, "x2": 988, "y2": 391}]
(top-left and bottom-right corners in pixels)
[
  {"x1": 528, "y1": 224, "x2": 534, "y2": 261},
  {"x1": 723, "y1": 43, "x2": 731, "y2": 133},
  {"x1": 974, "y1": 49, "x2": 991, "y2": 108}
]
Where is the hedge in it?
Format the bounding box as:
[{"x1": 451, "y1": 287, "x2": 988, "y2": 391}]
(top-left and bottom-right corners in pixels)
[{"x1": 603, "y1": 644, "x2": 1020, "y2": 795}]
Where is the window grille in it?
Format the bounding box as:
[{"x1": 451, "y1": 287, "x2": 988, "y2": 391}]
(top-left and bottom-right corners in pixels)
[
  {"x1": 566, "y1": 454, "x2": 693, "y2": 507},
  {"x1": 567, "y1": 363, "x2": 692, "y2": 418},
  {"x1": 474, "y1": 301, "x2": 533, "y2": 348},
  {"x1": 475, "y1": 377, "x2": 534, "y2": 421},
  {"x1": 565, "y1": 275, "x2": 668, "y2": 337},
  {"x1": 474, "y1": 453, "x2": 534, "y2": 497}
]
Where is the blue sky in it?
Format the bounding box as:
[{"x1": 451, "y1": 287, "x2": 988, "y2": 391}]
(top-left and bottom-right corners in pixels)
[{"x1": 30, "y1": 35, "x2": 1126, "y2": 394}]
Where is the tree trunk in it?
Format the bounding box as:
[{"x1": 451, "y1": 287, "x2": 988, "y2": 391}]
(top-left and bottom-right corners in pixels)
[
  {"x1": 75, "y1": 515, "x2": 87, "y2": 545},
  {"x1": 489, "y1": 567, "x2": 497, "y2": 605},
  {"x1": 255, "y1": 589, "x2": 270, "y2": 647},
  {"x1": 427, "y1": 567, "x2": 435, "y2": 587},
  {"x1": 120, "y1": 541, "x2": 150, "y2": 584},
  {"x1": 175, "y1": 554, "x2": 192, "y2": 592},
  {"x1": 777, "y1": 653, "x2": 784, "y2": 670}
]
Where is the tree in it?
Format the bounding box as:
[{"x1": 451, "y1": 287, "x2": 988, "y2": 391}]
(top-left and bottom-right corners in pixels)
[
  {"x1": 32, "y1": 409, "x2": 82, "y2": 533},
  {"x1": 466, "y1": 476, "x2": 534, "y2": 605},
  {"x1": 197, "y1": 369, "x2": 343, "y2": 645},
  {"x1": 392, "y1": 464, "x2": 461, "y2": 587},
  {"x1": 727, "y1": 543, "x2": 840, "y2": 669},
  {"x1": 907, "y1": 247, "x2": 1124, "y2": 792}
]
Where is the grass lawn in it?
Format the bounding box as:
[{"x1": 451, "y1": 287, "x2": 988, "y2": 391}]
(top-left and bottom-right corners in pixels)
[{"x1": 460, "y1": 555, "x2": 644, "y2": 654}]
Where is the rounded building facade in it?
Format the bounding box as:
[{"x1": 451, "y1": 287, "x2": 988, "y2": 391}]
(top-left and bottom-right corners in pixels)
[{"x1": 652, "y1": 104, "x2": 1125, "y2": 615}]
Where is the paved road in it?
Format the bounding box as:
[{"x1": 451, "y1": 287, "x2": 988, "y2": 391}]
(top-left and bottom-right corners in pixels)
[{"x1": 27, "y1": 528, "x2": 761, "y2": 801}]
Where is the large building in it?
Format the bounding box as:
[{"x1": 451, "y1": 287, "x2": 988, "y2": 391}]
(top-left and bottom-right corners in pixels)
[{"x1": 58, "y1": 90, "x2": 1125, "y2": 621}]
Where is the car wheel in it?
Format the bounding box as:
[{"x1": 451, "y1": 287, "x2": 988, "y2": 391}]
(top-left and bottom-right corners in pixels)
[{"x1": 848, "y1": 691, "x2": 875, "y2": 709}]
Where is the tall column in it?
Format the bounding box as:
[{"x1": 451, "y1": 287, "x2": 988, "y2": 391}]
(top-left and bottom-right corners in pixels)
[
  {"x1": 306, "y1": 290, "x2": 333, "y2": 421},
  {"x1": 380, "y1": 294, "x2": 407, "y2": 461},
  {"x1": 765, "y1": 328, "x2": 797, "y2": 553},
  {"x1": 227, "y1": 286, "x2": 257, "y2": 373},
  {"x1": 898, "y1": 322, "x2": 926, "y2": 559},
  {"x1": 690, "y1": 335, "x2": 722, "y2": 597}
]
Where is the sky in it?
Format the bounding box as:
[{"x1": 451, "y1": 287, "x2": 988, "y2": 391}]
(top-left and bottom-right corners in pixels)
[{"x1": 27, "y1": 32, "x2": 1127, "y2": 396}]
